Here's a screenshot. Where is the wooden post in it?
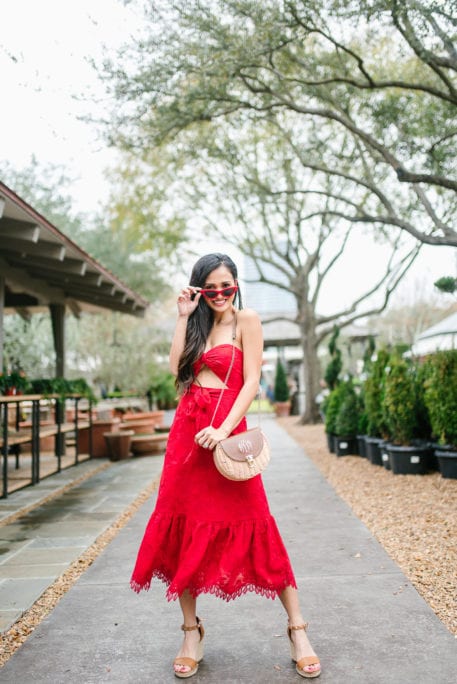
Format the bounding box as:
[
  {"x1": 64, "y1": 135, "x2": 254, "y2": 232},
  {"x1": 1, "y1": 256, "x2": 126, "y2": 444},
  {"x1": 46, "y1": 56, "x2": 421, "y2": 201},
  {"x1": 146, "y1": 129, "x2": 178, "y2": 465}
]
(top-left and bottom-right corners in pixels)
[
  {"x1": 0, "y1": 275, "x2": 4, "y2": 368},
  {"x1": 50, "y1": 303, "x2": 66, "y2": 378}
]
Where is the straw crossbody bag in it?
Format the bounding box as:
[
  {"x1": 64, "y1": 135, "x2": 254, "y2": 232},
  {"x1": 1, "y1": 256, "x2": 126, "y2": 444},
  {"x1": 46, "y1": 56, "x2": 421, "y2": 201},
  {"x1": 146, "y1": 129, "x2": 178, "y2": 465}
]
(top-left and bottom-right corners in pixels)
[{"x1": 209, "y1": 317, "x2": 270, "y2": 481}]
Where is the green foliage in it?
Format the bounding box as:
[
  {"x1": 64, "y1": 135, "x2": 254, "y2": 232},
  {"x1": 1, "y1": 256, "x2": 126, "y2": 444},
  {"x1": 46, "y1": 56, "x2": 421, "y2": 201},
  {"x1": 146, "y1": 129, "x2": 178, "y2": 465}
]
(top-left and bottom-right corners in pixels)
[
  {"x1": 335, "y1": 381, "x2": 359, "y2": 437},
  {"x1": 382, "y1": 357, "x2": 417, "y2": 445},
  {"x1": 324, "y1": 326, "x2": 342, "y2": 390},
  {"x1": 324, "y1": 384, "x2": 345, "y2": 434},
  {"x1": 357, "y1": 392, "x2": 369, "y2": 434},
  {"x1": 423, "y1": 351, "x2": 457, "y2": 448},
  {"x1": 0, "y1": 370, "x2": 29, "y2": 394},
  {"x1": 434, "y1": 277, "x2": 457, "y2": 294},
  {"x1": 27, "y1": 377, "x2": 96, "y2": 402},
  {"x1": 364, "y1": 349, "x2": 390, "y2": 437},
  {"x1": 147, "y1": 370, "x2": 178, "y2": 410},
  {"x1": 274, "y1": 360, "x2": 289, "y2": 402}
]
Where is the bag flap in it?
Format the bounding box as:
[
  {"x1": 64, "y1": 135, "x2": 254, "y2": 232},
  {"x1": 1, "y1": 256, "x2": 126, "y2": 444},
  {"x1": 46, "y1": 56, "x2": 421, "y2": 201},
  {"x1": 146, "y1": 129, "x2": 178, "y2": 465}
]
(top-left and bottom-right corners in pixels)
[{"x1": 218, "y1": 427, "x2": 265, "y2": 461}]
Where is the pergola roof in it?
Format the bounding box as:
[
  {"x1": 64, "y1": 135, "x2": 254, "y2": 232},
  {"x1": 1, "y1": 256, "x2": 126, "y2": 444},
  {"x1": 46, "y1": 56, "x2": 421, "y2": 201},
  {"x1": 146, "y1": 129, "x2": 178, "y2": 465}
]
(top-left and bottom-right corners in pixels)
[{"x1": 0, "y1": 181, "x2": 149, "y2": 317}]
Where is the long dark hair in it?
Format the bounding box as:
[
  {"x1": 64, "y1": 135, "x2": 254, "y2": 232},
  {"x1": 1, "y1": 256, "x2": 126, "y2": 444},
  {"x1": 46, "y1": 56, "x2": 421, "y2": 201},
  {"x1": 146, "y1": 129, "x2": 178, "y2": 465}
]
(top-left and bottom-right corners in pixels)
[{"x1": 176, "y1": 253, "x2": 243, "y2": 393}]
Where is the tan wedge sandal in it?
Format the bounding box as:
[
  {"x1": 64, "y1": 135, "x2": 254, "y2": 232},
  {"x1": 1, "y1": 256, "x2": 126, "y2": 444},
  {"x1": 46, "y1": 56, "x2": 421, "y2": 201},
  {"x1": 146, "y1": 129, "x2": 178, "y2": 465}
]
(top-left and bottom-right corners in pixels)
[
  {"x1": 173, "y1": 617, "x2": 205, "y2": 679},
  {"x1": 287, "y1": 623, "x2": 321, "y2": 679}
]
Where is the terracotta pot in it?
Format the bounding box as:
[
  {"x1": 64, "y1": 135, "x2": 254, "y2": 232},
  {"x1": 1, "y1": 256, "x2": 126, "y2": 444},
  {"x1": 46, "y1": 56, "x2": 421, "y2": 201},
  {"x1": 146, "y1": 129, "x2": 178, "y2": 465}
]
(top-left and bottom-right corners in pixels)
[
  {"x1": 77, "y1": 419, "x2": 120, "y2": 457},
  {"x1": 274, "y1": 401, "x2": 291, "y2": 417},
  {"x1": 104, "y1": 431, "x2": 134, "y2": 461}
]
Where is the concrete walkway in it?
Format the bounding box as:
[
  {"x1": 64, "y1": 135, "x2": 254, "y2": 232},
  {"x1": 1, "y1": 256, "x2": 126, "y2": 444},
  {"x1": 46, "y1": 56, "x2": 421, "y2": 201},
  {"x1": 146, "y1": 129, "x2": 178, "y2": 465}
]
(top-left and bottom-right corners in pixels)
[{"x1": 1, "y1": 416, "x2": 456, "y2": 683}]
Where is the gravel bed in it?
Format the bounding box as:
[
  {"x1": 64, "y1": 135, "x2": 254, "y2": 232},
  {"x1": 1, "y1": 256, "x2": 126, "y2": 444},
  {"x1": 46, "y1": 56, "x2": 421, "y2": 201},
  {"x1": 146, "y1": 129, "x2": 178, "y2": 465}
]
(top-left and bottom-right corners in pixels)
[{"x1": 278, "y1": 418, "x2": 457, "y2": 636}]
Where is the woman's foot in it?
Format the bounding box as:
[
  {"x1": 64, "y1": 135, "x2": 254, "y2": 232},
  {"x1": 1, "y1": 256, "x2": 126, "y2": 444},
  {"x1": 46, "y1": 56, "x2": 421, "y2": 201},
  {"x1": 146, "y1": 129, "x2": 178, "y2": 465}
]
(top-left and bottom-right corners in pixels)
[
  {"x1": 288, "y1": 623, "x2": 321, "y2": 678},
  {"x1": 173, "y1": 618, "x2": 205, "y2": 678}
]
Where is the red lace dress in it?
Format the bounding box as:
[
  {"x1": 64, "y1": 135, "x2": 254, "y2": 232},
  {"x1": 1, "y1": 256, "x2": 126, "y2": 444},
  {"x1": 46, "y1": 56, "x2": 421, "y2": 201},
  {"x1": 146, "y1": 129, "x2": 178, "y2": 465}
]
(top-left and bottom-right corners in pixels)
[{"x1": 130, "y1": 344, "x2": 297, "y2": 601}]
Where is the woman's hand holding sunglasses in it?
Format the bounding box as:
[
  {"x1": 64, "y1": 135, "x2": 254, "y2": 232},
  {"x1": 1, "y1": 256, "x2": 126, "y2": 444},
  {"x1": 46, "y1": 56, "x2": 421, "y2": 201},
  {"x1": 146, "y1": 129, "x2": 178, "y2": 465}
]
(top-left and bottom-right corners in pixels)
[{"x1": 177, "y1": 286, "x2": 202, "y2": 317}]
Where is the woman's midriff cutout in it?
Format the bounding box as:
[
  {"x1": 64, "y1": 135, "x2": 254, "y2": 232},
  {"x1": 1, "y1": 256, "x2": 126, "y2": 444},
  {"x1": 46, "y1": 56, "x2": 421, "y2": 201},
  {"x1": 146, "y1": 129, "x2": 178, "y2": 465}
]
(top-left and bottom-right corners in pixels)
[{"x1": 195, "y1": 365, "x2": 227, "y2": 389}]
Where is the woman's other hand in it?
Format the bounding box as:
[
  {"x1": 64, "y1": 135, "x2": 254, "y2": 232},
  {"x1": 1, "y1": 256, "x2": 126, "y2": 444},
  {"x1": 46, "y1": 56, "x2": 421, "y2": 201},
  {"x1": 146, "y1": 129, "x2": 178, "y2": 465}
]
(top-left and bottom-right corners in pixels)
[{"x1": 195, "y1": 425, "x2": 229, "y2": 450}]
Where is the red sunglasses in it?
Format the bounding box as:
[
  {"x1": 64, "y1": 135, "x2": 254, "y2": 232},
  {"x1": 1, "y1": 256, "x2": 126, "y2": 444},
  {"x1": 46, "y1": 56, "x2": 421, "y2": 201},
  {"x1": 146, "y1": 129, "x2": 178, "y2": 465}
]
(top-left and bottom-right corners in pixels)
[{"x1": 200, "y1": 286, "x2": 238, "y2": 300}]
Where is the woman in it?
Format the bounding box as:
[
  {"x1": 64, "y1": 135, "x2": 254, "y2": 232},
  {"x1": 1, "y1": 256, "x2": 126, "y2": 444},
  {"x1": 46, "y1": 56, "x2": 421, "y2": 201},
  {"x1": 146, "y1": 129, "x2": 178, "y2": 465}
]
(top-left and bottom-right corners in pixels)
[{"x1": 130, "y1": 253, "x2": 321, "y2": 679}]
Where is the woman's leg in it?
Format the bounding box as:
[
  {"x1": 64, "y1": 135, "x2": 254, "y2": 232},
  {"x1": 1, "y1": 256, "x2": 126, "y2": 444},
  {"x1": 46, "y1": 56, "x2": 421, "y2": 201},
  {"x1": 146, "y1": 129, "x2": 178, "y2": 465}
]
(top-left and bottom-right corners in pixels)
[
  {"x1": 279, "y1": 586, "x2": 321, "y2": 676},
  {"x1": 173, "y1": 590, "x2": 202, "y2": 675}
]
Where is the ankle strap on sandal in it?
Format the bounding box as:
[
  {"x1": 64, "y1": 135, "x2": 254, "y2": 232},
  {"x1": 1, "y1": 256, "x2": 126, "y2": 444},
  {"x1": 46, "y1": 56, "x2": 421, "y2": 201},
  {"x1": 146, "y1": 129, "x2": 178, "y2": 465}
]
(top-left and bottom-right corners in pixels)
[
  {"x1": 288, "y1": 622, "x2": 309, "y2": 632},
  {"x1": 181, "y1": 617, "x2": 203, "y2": 632}
]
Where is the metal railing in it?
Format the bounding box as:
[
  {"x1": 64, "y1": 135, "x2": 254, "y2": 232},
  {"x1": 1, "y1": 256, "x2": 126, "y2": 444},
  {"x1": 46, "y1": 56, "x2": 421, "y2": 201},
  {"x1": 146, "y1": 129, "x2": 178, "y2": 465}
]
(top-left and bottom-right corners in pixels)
[{"x1": 0, "y1": 393, "x2": 93, "y2": 498}]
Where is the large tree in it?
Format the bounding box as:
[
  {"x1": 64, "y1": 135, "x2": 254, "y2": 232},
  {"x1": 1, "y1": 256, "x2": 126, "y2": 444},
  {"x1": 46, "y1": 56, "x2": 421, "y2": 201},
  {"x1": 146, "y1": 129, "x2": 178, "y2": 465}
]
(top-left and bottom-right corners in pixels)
[
  {"x1": 136, "y1": 118, "x2": 420, "y2": 421},
  {"x1": 102, "y1": 0, "x2": 457, "y2": 246}
]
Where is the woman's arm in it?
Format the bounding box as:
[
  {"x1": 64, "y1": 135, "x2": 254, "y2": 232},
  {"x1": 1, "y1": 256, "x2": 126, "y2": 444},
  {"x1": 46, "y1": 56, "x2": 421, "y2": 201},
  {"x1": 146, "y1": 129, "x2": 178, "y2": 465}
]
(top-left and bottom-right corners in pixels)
[
  {"x1": 169, "y1": 286, "x2": 202, "y2": 375},
  {"x1": 218, "y1": 308, "x2": 263, "y2": 435}
]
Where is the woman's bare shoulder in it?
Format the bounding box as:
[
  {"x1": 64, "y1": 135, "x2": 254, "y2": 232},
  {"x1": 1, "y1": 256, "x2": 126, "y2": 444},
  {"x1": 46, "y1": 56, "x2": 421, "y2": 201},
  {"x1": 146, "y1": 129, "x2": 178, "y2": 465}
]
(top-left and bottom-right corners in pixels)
[
  {"x1": 236, "y1": 307, "x2": 261, "y2": 324},
  {"x1": 237, "y1": 308, "x2": 262, "y2": 336}
]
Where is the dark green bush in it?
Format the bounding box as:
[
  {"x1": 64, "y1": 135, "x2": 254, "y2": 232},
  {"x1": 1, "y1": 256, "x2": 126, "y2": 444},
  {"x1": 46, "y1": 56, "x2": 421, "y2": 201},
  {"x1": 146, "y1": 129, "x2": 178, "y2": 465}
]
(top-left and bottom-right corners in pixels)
[
  {"x1": 324, "y1": 384, "x2": 345, "y2": 434},
  {"x1": 335, "y1": 381, "x2": 359, "y2": 436},
  {"x1": 324, "y1": 326, "x2": 342, "y2": 390},
  {"x1": 147, "y1": 370, "x2": 177, "y2": 409},
  {"x1": 274, "y1": 360, "x2": 289, "y2": 402},
  {"x1": 423, "y1": 351, "x2": 457, "y2": 447},
  {"x1": 356, "y1": 392, "x2": 369, "y2": 434},
  {"x1": 364, "y1": 349, "x2": 390, "y2": 437},
  {"x1": 383, "y1": 357, "x2": 417, "y2": 445}
]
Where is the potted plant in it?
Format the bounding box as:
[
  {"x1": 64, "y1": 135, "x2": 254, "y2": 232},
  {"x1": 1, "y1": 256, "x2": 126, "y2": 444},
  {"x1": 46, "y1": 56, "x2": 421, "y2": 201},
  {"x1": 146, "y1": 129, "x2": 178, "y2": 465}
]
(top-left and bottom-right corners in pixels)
[
  {"x1": 273, "y1": 360, "x2": 291, "y2": 417},
  {"x1": 334, "y1": 380, "x2": 359, "y2": 456},
  {"x1": 363, "y1": 349, "x2": 390, "y2": 465},
  {"x1": 356, "y1": 391, "x2": 369, "y2": 458},
  {"x1": 323, "y1": 383, "x2": 344, "y2": 453},
  {"x1": 423, "y1": 350, "x2": 457, "y2": 478},
  {"x1": 1, "y1": 369, "x2": 29, "y2": 395},
  {"x1": 382, "y1": 357, "x2": 431, "y2": 475}
]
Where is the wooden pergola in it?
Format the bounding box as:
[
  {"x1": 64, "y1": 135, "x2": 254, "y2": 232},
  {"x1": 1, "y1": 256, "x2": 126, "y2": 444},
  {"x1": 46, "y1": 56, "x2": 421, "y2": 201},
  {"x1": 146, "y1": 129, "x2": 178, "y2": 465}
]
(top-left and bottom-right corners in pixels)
[{"x1": 0, "y1": 181, "x2": 149, "y2": 376}]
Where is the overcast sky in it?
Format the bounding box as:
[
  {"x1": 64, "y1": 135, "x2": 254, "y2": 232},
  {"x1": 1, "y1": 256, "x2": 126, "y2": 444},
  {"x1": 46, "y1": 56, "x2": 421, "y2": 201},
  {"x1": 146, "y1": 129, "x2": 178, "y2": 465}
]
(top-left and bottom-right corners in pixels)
[
  {"x1": 0, "y1": 0, "x2": 141, "y2": 213},
  {"x1": 1, "y1": 0, "x2": 455, "y2": 312}
]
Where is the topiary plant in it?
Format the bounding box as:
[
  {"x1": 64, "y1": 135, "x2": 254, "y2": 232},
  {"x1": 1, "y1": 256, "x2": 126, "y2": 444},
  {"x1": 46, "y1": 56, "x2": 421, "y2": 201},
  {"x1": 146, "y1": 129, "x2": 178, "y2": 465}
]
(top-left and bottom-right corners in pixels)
[
  {"x1": 364, "y1": 349, "x2": 390, "y2": 438},
  {"x1": 382, "y1": 357, "x2": 417, "y2": 445},
  {"x1": 324, "y1": 384, "x2": 345, "y2": 434},
  {"x1": 274, "y1": 360, "x2": 289, "y2": 403},
  {"x1": 324, "y1": 326, "x2": 342, "y2": 391},
  {"x1": 335, "y1": 381, "x2": 359, "y2": 437},
  {"x1": 423, "y1": 351, "x2": 457, "y2": 448},
  {"x1": 356, "y1": 391, "x2": 369, "y2": 435}
]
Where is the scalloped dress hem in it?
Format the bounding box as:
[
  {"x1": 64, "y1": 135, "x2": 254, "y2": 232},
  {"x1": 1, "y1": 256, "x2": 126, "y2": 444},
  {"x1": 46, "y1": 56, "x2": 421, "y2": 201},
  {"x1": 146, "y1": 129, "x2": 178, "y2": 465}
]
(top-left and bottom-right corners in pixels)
[{"x1": 130, "y1": 571, "x2": 297, "y2": 602}]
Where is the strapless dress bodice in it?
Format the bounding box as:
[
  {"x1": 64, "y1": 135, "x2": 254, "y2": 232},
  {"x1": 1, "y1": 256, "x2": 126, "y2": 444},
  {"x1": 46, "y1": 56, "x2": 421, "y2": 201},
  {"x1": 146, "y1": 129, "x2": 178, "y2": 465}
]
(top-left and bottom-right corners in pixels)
[{"x1": 193, "y1": 344, "x2": 243, "y2": 390}]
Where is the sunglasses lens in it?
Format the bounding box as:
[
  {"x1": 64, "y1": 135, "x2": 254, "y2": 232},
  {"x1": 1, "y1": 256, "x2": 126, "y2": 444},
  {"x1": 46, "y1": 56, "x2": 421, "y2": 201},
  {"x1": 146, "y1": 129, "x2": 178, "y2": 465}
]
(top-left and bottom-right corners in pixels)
[
  {"x1": 223, "y1": 287, "x2": 236, "y2": 296},
  {"x1": 206, "y1": 291, "x2": 218, "y2": 299}
]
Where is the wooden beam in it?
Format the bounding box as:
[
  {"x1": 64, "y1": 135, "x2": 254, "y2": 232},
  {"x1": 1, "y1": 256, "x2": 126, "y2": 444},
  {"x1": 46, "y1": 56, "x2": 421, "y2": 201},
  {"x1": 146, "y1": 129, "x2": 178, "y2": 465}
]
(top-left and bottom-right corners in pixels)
[
  {"x1": 0, "y1": 257, "x2": 66, "y2": 304},
  {"x1": 0, "y1": 251, "x2": 87, "y2": 276},
  {"x1": 0, "y1": 235, "x2": 65, "y2": 260},
  {"x1": 0, "y1": 217, "x2": 40, "y2": 242},
  {"x1": 15, "y1": 307, "x2": 32, "y2": 321}
]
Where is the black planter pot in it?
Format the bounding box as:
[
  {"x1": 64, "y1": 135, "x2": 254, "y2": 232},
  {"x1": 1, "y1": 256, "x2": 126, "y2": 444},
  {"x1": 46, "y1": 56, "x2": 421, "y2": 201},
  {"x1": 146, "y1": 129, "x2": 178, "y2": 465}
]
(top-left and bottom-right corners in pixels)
[
  {"x1": 380, "y1": 441, "x2": 391, "y2": 470},
  {"x1": 365, "y1": 437, "x2": 384, "y2": 466},
  {"x1": 435, "y1": 447, "x2": 457, "y2": 479},
  {"x1": 356, "y1": 434, "x2": 368, "y2": 458},
  {"x1": 335, "y1": 435, "x2": 359, "y2": 457},
  {"x1": 385, "y1": 443, "x2": 431, "y2": 475},
  {"x1": 326, "y1": 432, "x2": 336, "y2": 453}
]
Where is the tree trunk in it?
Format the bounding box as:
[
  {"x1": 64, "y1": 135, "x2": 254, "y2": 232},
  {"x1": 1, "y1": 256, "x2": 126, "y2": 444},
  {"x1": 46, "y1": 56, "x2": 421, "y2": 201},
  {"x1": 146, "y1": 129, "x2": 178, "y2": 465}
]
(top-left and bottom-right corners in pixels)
[{"x1": 298, "y1": 308, "x2": 322, "y2": 425}]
